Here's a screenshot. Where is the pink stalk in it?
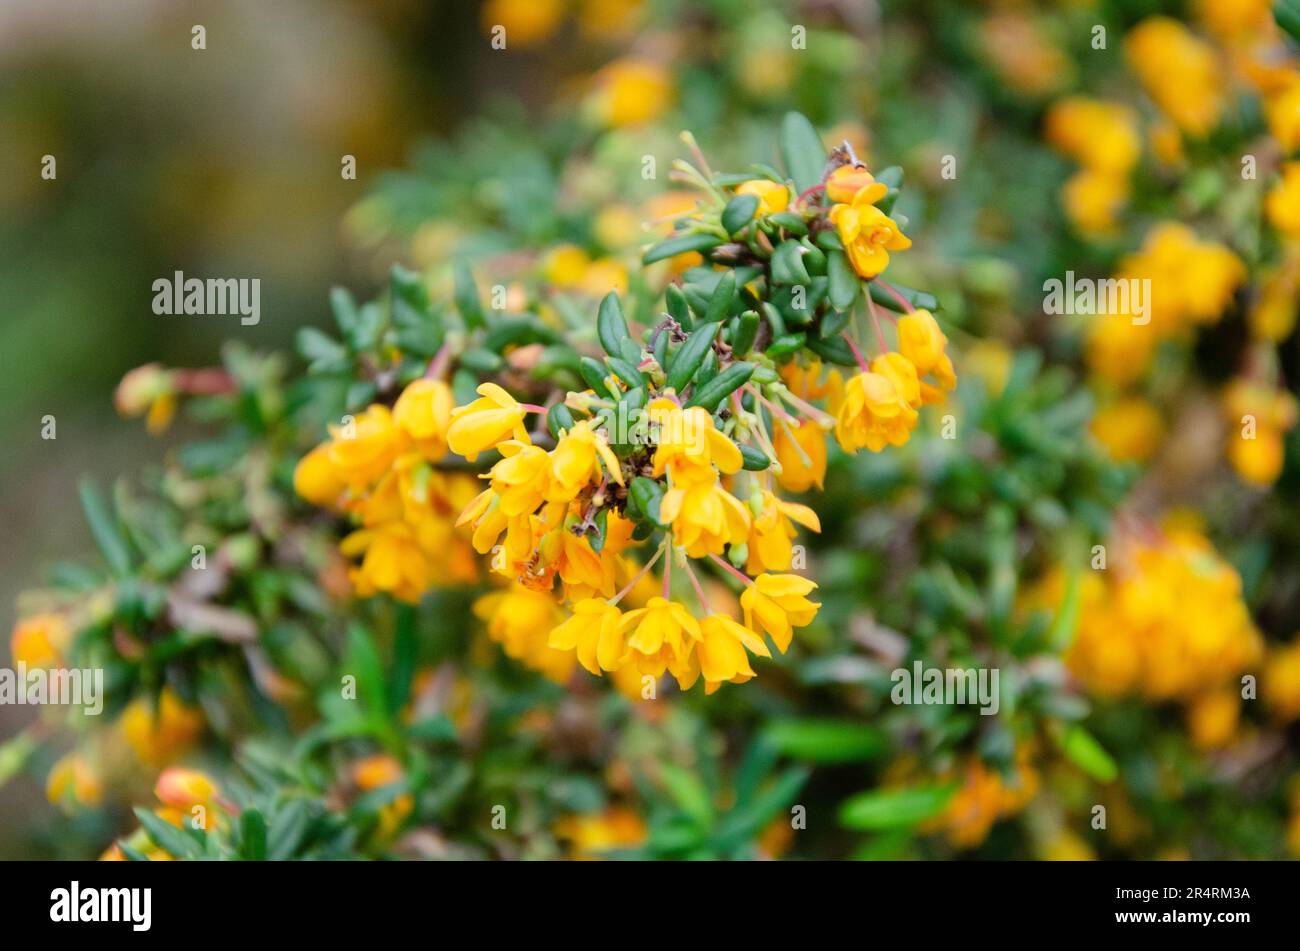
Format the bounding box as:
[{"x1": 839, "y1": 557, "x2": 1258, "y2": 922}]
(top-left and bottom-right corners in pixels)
[
  {"x1": 840, "y1": 331, "x2": 873, "y2": 374},
  {"x1": 864, "y1": 292, "x2": 889, "y2": 353},
  {"x1": 708, "y1": 552, "x2": 754, "y2": 587},
  {"x1": 610, "y1": 543, "x2": 666, "y2": 606},
  {"x1": 875, "y1": 280, "x2": 915, "y2": 313},
  {"x1": 683, "y1": 558, "x2": 712, "y2": 614}
]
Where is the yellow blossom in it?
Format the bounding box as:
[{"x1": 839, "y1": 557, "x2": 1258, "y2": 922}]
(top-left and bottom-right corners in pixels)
[
  {"x1": 10, "y1": 613, "x2": 69, "y2": 669},
  {"x1": 772, "y1": 418, "x2": 827, "y2": 492},
  {"x1": 549, "y1": 599, "x2": 624, "y2": 675},
  {"x1": 46, "y1": 754, "x2": 103, "y2": 809},
  {"x1": 695, "y1": 613, "x2": 770, "y2": 693},
  {"x1": 739, "y1": 573, "x2": 820, "y2": 653},
  {"x1": 658, "y1": 479, "x2": 751, "y2": 558},
  {"x1": 1090, "y1": 396, "x2": 1164, "y2": 463},
  {"x1": 736, "y1": 179, "x2": 791, "y2": 217},
  {"x1": 1125, "y1": 17, "x2": 1225, "y2": 136},
  {"x1": 745, "y1": 491, "x2": 821, "y2": 574},
  {"x1": 829, "y1": 189, "x2": 912, "y2": 279},
  {"x1": 835, "y1": 368, "x2": 918, "y2": 453},
  {"x1": 1267, "y1": 162, "x2": 1300, "y2": 237},
  {"x1": 589, "y1": 58, "x2": 672, "y2": 128},
  {"x1": 825, "y1": 165, "x2": 888, "y2": 205},
  {"x1": 393, "y1": 378, "x2": 454, "y2": 462},
  {"x1": 897, "y1": 310, "x2": 956, "y2": 401},
  {"x1": 448, "y1": 382, "x2": 531, "y2": 461},
  {"x1": 120, "y1": 689, "x2": 205, "y2": 768},
  {"x1": 618, "y1": 596, "x2": 701, "y2": 681},
  {"x1": 327, "y1": 404, "x2": 401, "y2": 489}
]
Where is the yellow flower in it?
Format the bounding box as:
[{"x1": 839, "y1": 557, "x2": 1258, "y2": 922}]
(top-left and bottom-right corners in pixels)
[
  {"x1": 740, "y1": 573, "x2": 820, "y2": 653},
  {"x1": 658, "y1": 479, "x2": 751, "y2": 558},
  {"x1": 154, "y1": 768, "x2": 220, "y2": 810},
  {"x1": 475, "y1": 586, "x2": 574, "y2": 682},
  {"x1": 293, "y1": 443, "x2": 347, "y2": 510},
  {"x1": 897, "y1": 309, "x2": 956, "y2": 402},
  {"x1": 772, "y1": 418, "x2": 827, "y2": 492},
  {"x1": 114, "y1": 363, "x2": 177, "y2": 434},
  {"x1": 10, "y1": 612, "x2": 69, "y2": 669},
  {"x1": 543, "y1": 244, "x2": 591, "y2": 287},
  {"x1": 829, "y1": 190, "x2": 911, "y2": 279},
  {"x1": 745, "y1": 491, "x2": 821, "y2": 574},
  {"x1": 1251, "y1": 267, "x2": 1299, "y2": 342},
  {"x1": 650, "y1": 401, "x2": 743, "y2": 485},
  {"x1": 352, "y1": 754, "x2": 413, "y2": 839},
  {"x1": 1265, "y1": 82, "x2": 1300, "y2": 153},
  {"x1": 554, "y1": 805, "x2": 646, "y2": 859},
  {"x1": 1044, "y1": 97, "x2": 1141, "y2": 173},
  {"x1": 548, "y1": 420, "x2": 623, "y2": 502},
  {"x1": 1186, "y1": 688, "x2": 1241, "y2": 750},
  {"x1": 327, "y1": 404, "x2": 401, "y2": 489},
  {"x1": 120, "y1": 689, "x2": 205, "y2": 768},
  {"x1": 618, "y1": 596, "x2": 701, "y2": 680},
  {"x1": 1267, "y1": 162, "x2": 1300, "y2": 238},
  {"x1": 695, "y1": 613, "x2": 771, "y2": 693},
  {"x1": 1061, "y1": 167, "x2": 1129, "y2": 237},
  {"x1": 340, "y1": 520, "x2": 435, "y2": 603},
  {"x1": 448, "y1": 382, "x2": 531, "y2": 462},
  {"x1": 1264, "y1": 639, "x2": 1300, "y2": 721},
  {"x1": 1228, "y1": 425, "x2": 1286, "y2": 485},
  {"x1": 589, "y1": 58, "x2": 672, "y2": 128},
  {"x1": 393, "y1": 378, "x2": 454, "y2": 462},
  {"x1": 549, "y1": 599, "x2": 624, "y2": 675},
  {"x1": 489, "y1": 441, "x2": 552, "y2": 516},
  {"x1": 481, "y1": 0, "x2": 565, "y2": 47},
  {"x1": 834, "y1": 368, "x2": 918, "y2": 453},
  {"x1": 1090, "y1": 396, "x2": 1163, "y2": 463},
  {"x1": 825, "y1": 165, "x2": 888, "y2": 205},
  {"x1": 736, "y1": 179, "x2": 790, "y2": 217},
  {"x1": 46, "y1": 754, "x2": 103, "y2": 809},
  {"x1": 1195, "y1": 0, "x2": 1273, "y2": 37},
  {"x1": 1125, "y1": 17, "x2": 1225, "y2": 136}
]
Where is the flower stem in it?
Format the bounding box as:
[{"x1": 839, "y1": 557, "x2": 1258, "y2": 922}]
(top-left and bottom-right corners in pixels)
[
  {"x1": 875, "y1": 280, "x2": 915, "y2": 313},
  {"x1": 683, "y1": 558, "x2": 712, "y2": 614},
  {"x1": 841, "y1": 331, "x2": 873, "y2": 374},
  {"x1": 864, "y1": 292, "x2": 889, "y2": 354},
  {"x1": 610, "y1": 542, "x2": 666, "y2": 606},
  {"x1": 709, "y1": 552, "x2": 754, "y2": 587}
]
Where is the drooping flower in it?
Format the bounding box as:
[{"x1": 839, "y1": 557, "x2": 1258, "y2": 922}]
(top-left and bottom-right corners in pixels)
[
  {"x1": 772, "y1": 418, "x2": 827, "y2": 492},
  {"x1": 825, "y1": 165, "x2": 887, "y2": 205},
  {"x1": 549, "y1": 599, "x2": 625, "y2": 675},
  {"x1": 328, "y1": 404, "x2": 401, "y2": 489},
  {"x1": 696, "y1": 613, "x2": 771, "y2": 693},
  {"x1": 618, "y1": 596, "x2": 701, "y2": 680},
  {"x1": 740, "y1": 573, "x2": 821, "y2": 652},
  {"x1": 834, "y1": 368, "x2": 918, "y2": 453},
  {"x1": 393, "y1": 378, "x2": 454, "y2": 462},
  {"x1": 548, "y1": 419, "x2": 623, "y2": 502},
  {"x1": 897, "y1": 310, "x2": 957, "y2": 402},
  {"x1": 745, "y1": 491, "x2": 821, "y2": 574},
  {"x1": 829, "y1": 188, "x2": 912, "y2": 279},
  {"x1": 447, "y1": 382, "x2": 531, "y2": 461},
  {"x1": 657, "y1": 479, "x2": 752, "y2": 557}
]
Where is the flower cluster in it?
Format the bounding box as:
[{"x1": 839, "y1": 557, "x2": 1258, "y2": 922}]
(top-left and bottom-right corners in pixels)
[
  {"x1": 295, "y1": 124, "x2": 956, "y2": 694},
  {"x1": 1036, "y1": 523, "x2": 1261, "y2": 719},
  {"x1": 294, "y1": 379, "x2": 482, "y2": 603}
]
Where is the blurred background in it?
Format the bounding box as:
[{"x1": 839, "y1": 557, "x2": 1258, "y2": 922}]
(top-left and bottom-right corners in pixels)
[{"x1": 0, "y1": 0, "x2": 508, "y2": 856}]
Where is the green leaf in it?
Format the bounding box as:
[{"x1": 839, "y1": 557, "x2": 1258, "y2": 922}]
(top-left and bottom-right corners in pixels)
[
  {"x1": 807, "y1": 333, "x2": 858, "y2": 366},
  {"x1": 643, "y1": 232, "x2": 721, "y2": 265},
  {"x1": 666, "y1": 283, "x2": 693, "y2": 331},
  {"x1": 134, "y1": 807, "x2": 204, "y2": 859},
  {"x1": 1276, "y1": 0, "x2": 1300, "y2": 43},
  {"x1": 764, "y1": 719, "x2": 888, "y2": 763},
  {"x1": 605, "y1": 356, "x2": 646, "y2": 389},
  {"x1": 267, "y1": 800, "x2": 312, "y2": 860},
  {"x1": 1055, "y1": 725, "x2": 1118, "y2": 783},
  {"x1": 79, "y1": 478, "x2": 132, "y2": 576},
  {"x1": 0, "y1": 729, "x2": 37, "y2": 789},
  {"x1": 730, "y1": 310, "x2": 760, "y2": 356},
  {"x1": 684, "y1": 361, "x2": 755, "y2": 412},
  {"x1": 345, "y1": 624, "x2": 390, "y2": 725},
  {"x1": 770, "y1": 239, "x2": 811, "y2": 286},
  {"x1": 658, "y1": 763, "x2": 714, "y2": 828},
  {"x1": 779, "y1": 111, "x2": 826, "y2": 193},
  {"x1": 721, "y1": 193, "x2": 760, "y2": 234},
  {"x1": 704, "y1": 270, "x2": 737, "y2": 324},
  {"x1": 666, "y1": 322, "x2": 720, "y2": 393},
  {"x1": 297, "y1": 328, "x2": 348, "y2": 372},
  {"x1": 868, "y1": 280, "x2": 939, "y2": 314},
  {"x1": 453, "y1": 261, "x2": 485, "y2": 329},
  {"x1": 329, "y1": 286, "x2": 359, "y2": 335},
  {"x1": 388, "y1": 604, "x2": 418, "y2": 716},
  {"x1": 827, "y1": 250, "x2": 859, "y2": 311},
  {"x1": 390, "y1": 265, "x2": 444, "y2": 358},
  {"x1": 629, "y1": 476, "x2": 665, "y2": 525},
  {"x1": 547, "y1": 403, "x2": 576, "y2": 440},
  {"x1": 240, "y1": 809, "x2": 268, "y2": 861},
  {"x1": 839, "y1": 784, "x2": 957, "y2": 831},
  {"x1": 739, "y1": 446, "x2": 770, "y2": 471},
  {"x1": 406, "y1": 715, "x2": 458, "y2": 741},
  {"x1": 597, "y1": 292, "x2": 631, "y2": 357},
  {"x1": 579, "y1": 356, "x2": 617, "y2": 398}
]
